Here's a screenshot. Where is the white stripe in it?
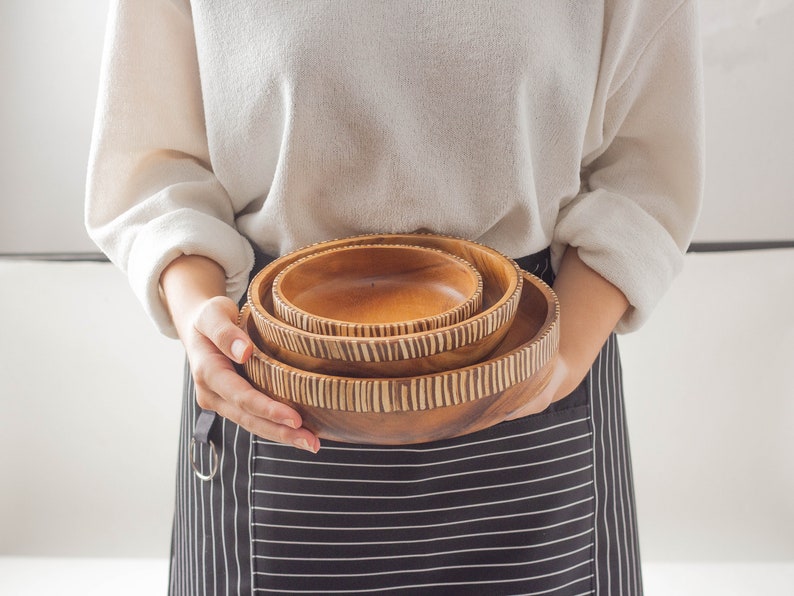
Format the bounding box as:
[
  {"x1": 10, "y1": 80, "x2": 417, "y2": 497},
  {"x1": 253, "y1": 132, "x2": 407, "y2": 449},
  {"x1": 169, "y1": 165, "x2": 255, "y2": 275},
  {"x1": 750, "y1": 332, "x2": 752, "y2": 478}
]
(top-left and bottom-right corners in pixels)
[
  {"x1": 253, "y1": 566, "x2": 593, "y2": 594},
  {"x1": 254, "y1": 482, "x2": 593, "y2": 522},
  {"x1": 219, "y1": 422, "x2": 228, "y2": 596},
  {"x1": 253, "y1": 501, "x2": 594, "y2": 540},
  {"x1": 610, "y1": 337, "x2": 628, "y2": 594},
  {"x1": 179, "y1": 370, "x2": 186, "y2": 596},
  {"x1": 596, "y1": 341, "x2": 610, "y2": 595},
  {"x1": 254, "y1": 431, "x2": 592, "y2": 470},
  {"x1": 606, "y1": 336, "x2": 621, "y2": 594},
  {"x1": 257, "y1": 416, "x2": 589, "y2": 455},
  {"x1": 253, "y1": 450, "x2": 592, "y2": 486},
  {"x1": 187, "y1": 375, "x2": 195, "y2": 596},
  {"x1": 254, "y1": 452, "x2": 592, "y2": 500},
  {"x1": 199, "y1": 421, "x2": 207, "y2": 596},
  {"x1": 209, "y1": 436, "x2": 217, "y2": 596},
  {"x1": 171, "y1": 370, "x2": 182, "y2": 595},
  {"x1": 231, "y1": 423, "x2": 242, "y2": 596},
  {"x1": 253, "y1": 529, "x2": 594, "y2": 562},
  {"x1": 253, "y1": 543, "x2": 593, "y2": 579},
  {"x1": 245, "y1": 424, "x2": 254, "y2": 594},
  {"x1": 187, "y1": 385, "x2": 195, "y2": 595},
  {"x1": 253, "y1": 452, "x2": 593, "y2": 501},
  {"x1": 539, "y1": 258, "x2": 550, "y2": 280}
]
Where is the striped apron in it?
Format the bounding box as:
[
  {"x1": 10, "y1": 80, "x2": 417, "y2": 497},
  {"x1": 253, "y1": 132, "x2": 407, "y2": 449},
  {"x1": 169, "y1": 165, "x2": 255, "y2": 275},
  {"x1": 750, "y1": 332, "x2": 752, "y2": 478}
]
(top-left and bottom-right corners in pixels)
[{"x1": 169, "y1": 249, "x2": 643, "y2": 595}]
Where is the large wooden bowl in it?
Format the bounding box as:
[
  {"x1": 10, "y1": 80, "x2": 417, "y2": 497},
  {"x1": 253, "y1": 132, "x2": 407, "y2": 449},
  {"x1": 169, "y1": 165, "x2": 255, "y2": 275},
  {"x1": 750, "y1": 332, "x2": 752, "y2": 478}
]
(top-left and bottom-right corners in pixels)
[
  {"x1": 239, "y1": 270, "x2": 559, "y2": 444},
  {"x1": 247, "y1": 234, "x2": 523, "y2": 377},
  {"x1": 272, "y1": 244, "x2": 483, "y2": 338}
]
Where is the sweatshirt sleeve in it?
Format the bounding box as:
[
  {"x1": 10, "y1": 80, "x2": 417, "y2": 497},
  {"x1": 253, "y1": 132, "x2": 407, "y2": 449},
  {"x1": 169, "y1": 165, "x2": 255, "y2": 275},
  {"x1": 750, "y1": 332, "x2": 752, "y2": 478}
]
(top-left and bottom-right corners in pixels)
[
  {"x1": 552, "y1": 0, "x2": 705, "y2": 333},
  {"x1": 85, "y1": 0, "x2": 254, "y2": 338}
]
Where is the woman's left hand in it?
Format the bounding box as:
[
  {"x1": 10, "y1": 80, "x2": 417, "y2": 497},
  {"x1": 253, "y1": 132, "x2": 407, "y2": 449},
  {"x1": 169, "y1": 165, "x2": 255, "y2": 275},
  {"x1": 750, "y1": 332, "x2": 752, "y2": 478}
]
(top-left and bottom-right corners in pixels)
[
  {"x1": 503, "y1": 355, "x2": 579, "y2": 420},
  {"x1": 503, "y1": 246, "x2": 629, "y2": 421}
]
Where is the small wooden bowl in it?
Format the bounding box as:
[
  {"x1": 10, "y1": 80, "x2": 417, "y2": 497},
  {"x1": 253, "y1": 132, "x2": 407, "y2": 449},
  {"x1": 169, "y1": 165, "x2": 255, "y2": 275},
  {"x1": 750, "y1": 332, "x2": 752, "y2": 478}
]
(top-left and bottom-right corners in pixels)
[
  {"x1": 272, "y1": 244, "x2": 483, "y2": 338},
  {"x1": 239, "y1": 269, "x2": 559, "y2": 444},
  {"x1": 247, "y1": 234, "x2": 523, "y2": 377}
]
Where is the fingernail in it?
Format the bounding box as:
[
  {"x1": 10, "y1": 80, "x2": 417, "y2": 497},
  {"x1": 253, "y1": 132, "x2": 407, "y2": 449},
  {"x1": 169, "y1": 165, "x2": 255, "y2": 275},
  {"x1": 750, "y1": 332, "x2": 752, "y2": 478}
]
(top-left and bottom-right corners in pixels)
[
  {"x1": 231, "y1": 339, "x2": 247, "y2": 362},
  {"x1": 293, "y1": 437, "x2": 317, "y2": 453},
  {"x1": 279, "y1": 418, "x2": 298, "y2": 429}
]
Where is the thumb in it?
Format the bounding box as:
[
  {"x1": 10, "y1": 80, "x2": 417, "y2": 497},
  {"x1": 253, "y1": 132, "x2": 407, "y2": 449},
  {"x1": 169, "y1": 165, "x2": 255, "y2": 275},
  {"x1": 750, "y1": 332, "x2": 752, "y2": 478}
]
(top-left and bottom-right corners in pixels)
[{"x1": 194, "y1": 296, "x2": 253, "y2": 364}]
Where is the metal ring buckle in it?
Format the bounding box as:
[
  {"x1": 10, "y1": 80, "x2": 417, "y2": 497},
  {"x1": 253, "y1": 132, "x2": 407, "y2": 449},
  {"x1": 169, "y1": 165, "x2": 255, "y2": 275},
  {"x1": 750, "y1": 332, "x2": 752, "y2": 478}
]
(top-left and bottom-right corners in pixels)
[{"x1": 189, "y1": 438, "x2": 219, "y2": 481}]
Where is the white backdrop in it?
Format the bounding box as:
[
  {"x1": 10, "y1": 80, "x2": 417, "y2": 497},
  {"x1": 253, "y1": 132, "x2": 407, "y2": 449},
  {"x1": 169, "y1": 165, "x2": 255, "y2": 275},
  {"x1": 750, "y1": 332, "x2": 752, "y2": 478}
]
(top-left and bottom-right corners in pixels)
[
  {"x1": 1, "y1": 3, "x2": 793, "y2": 593},
  {"x1": 0, "y1": 0, "x2": 793, "y2": 253},
  {"x1": 2, "y1": 249, "x2": 793, "y2": 564}
]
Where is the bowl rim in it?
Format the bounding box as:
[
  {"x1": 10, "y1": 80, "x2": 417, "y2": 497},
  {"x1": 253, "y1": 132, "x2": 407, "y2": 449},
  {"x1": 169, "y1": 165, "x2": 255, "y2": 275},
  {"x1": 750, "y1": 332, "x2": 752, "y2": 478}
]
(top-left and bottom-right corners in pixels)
[
  {"x1": 240, "y1": 270, "x2": 559, "y2": 413},
  {"x1": 271, "y1": 243, "x2": 484, "y2": 337},
  {"x1": 247, "y1": 233, "x2": 524, "y2": 363}
]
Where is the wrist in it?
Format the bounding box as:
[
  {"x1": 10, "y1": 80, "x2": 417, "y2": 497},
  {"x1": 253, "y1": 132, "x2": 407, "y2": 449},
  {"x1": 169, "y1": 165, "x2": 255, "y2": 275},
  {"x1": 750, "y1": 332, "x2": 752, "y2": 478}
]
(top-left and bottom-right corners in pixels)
[
  {"x1": 161, "y1": 254, "x2": 229, "y2": 338},
  {"x1": 548, "y1": 246, "x2": 628, "y2": 400}
]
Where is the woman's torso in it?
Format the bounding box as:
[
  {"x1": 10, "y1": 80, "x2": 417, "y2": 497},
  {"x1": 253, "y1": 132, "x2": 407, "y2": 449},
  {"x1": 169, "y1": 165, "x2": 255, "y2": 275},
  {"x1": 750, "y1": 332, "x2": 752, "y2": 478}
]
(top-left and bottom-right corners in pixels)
[{"x1": 189, "y1": 2, "x2": 604, "y2": 258}]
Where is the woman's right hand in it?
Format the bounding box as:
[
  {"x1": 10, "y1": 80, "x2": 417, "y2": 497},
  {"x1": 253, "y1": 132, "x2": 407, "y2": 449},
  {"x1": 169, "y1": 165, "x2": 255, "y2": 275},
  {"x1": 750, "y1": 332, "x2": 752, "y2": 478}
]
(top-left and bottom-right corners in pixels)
[{"x1": 161, "y1": 255, "x2": 321, "y2": 453}]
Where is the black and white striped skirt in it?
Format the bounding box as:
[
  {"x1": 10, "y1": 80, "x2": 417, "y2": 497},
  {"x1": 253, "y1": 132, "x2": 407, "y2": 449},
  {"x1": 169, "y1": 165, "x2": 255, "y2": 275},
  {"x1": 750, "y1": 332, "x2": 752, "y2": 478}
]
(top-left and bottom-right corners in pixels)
[{"x1": 169, "y1": 250, "x2": 643, "y2": 595}]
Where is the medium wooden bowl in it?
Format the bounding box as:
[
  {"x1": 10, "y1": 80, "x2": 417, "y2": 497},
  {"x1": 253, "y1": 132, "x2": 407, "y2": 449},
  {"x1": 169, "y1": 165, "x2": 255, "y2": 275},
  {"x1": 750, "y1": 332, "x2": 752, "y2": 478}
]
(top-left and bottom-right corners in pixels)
[
  {"x1": 272, "y1": 244, "x2": 483, "y2": 338},
  {"x1": 247, "y1": 234, "x2": 523, "y2": 377},
  {"x1": 239, "y1": 269, "x2": 559, "y2": 444}
]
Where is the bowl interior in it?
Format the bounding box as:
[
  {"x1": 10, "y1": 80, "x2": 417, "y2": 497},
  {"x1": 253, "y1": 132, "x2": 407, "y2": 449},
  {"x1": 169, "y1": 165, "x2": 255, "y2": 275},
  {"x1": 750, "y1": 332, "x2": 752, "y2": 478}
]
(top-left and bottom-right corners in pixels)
[
  {"x1": 272, "y1": 244, "x2": 482, "y2": 329},
  {"x1": 247, "y1": 234, "x2": 522, "y2": 368}
]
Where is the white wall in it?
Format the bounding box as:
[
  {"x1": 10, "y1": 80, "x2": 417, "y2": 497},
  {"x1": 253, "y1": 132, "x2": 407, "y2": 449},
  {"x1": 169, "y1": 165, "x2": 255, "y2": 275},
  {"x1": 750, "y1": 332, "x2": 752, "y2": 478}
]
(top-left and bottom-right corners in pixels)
[
  {"x1": 0, "y1": 0, "x2": 109, "y2": 253},
  {"x1": 1, "y1": 250, "x2": 792, "y2": 562},
  {"x1": 696, "y1": 0, "x2": 794, "y2": 241},
  {"x1": 0, "y1": 0, "x2": 792, "y2": 253},
  {"x1": 621, "y1": 248, "x2": 794, "y2": 562},
  {"x1": 0, "y1": 261, "x2": 183, "y2": 558}
]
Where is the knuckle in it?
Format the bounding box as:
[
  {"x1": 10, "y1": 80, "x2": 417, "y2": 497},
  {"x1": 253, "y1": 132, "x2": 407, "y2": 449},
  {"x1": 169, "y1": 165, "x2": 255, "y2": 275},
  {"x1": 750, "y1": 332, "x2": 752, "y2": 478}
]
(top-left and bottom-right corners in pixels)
[
  {"x1": 271, "y1": 427, "x2": 293, "y2": 446},
  {"x1": 251, "y1": 391, "x2": 287, "y2": 423},
  {"x1": 236, "y1": 410, "x2": 264, "y2": 437},
  {"x1": 191, "y1": 362, "x2": 214, "y2": 390},
  {"x1": 208, "y1": 325, "x2": 243, "y2": 354},
  {"x1": 247, "y1": 391, "x2": 273, "y2": 416},
  {"x1": 194, "y1": 387, "x2": 216, "y2": 410},
  {"x1": 195, "y1": 297, "x2": 238, "y2": 334},
  {"x1": 262, "y1": 400, "x2": 281, "y2": 421}
]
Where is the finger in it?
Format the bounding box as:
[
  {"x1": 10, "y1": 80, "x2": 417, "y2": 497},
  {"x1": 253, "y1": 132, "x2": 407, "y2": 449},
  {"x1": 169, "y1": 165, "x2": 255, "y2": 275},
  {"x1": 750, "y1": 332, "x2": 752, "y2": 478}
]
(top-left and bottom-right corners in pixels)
[
  {"x1": 188, "y1": 299, "x2": 320, "y2": 451},
  {"x1": 503, "y1": 358, "x2": 568, "y2": 420},
  {"x1": 194, "y1": 346, "x2": 319, "y2": 451},
  {"x1": 196, "y1": 384, "x2": 320, "y2": 453},
  {"x1": 234, "y1": 406, "x2": 321, "y2": 453},
  {"x1": 206, "y1": 363, "x2": 304, "y2": 429},
  {"x1": 188, "y1": 335, "x2": 304, "y2": 432},
  {"x1": 503, "y1": 390, "x2": 553, "y2": 420},
  {"x1": 193, "y1": 296, "x2": 252, "y2": 363}
]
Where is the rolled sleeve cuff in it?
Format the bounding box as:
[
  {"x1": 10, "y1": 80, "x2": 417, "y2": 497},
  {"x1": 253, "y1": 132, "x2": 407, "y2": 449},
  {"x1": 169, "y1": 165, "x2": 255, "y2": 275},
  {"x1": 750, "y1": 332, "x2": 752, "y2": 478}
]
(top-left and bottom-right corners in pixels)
[
  {"x1": 127, "y1": 209, "x2": 255, "y2": 338},
  {"x1": 552, "y1": 190, "x2": 685, "y2": 333}
]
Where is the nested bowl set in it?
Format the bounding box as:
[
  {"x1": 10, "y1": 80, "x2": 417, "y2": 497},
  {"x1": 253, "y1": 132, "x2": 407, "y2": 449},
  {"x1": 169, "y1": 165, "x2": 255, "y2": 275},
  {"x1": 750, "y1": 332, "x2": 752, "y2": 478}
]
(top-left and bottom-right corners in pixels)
[{"x1": 240, "y1": 233, "x2": 560, "y2": 444}]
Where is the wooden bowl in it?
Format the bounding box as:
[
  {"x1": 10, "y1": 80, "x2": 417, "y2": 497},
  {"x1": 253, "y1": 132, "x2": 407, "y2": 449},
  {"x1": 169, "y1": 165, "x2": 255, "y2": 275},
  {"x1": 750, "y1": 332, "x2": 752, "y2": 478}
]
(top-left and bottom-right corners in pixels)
[
  {"x1": 247, "y1": 234, "x2": 523, "y2": 377},
  {"x1": 239, "y1": 269, "x2": 559, "y2": 444},
  {"x1": 272, "y1": 244, "x2": 483, "y2": 337}
]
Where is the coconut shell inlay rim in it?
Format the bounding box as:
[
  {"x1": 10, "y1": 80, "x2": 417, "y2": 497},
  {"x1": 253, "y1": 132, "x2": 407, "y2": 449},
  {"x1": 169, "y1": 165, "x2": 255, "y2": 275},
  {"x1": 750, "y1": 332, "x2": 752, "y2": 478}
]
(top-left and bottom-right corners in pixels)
[
  {"x1": 238, "y1": 269, "x2": 559, "y2": 444},
  {"x1": 246, "y1": 234, "x2": 524, "y2": 371}
]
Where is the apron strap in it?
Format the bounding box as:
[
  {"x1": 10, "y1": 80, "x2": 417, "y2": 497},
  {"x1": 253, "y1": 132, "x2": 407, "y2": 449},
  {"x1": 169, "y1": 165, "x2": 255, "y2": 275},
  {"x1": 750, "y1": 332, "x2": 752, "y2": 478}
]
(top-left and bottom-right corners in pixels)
[{"x1": 189, "y1": 410, "x2": 219, "y2": 481}]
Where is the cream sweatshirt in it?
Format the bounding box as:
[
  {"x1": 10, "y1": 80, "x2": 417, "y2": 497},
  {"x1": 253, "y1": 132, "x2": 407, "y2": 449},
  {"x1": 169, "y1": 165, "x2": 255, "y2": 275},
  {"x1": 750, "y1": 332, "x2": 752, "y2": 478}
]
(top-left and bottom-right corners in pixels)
[{"x1": 85, "y1": 0, "x2": 704, "y2": 338}]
